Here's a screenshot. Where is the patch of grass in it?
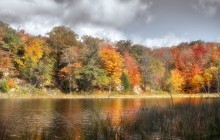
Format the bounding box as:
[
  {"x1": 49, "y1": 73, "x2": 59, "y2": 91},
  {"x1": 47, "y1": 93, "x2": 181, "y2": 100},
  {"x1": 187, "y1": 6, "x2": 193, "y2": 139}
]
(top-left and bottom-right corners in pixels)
[
  {"x1": 86, "y1": 100, "x2": 220, "y2": 140},
  {"x1": 119, "y1": 101, "x2": 220, "y2": 139}
]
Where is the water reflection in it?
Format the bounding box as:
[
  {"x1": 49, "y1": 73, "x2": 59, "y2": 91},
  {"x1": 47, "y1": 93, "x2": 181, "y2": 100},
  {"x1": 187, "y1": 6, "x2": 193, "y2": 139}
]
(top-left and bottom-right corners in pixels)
[{"x1": 0, "y1": 98, "x2": 216, "y2": 139}]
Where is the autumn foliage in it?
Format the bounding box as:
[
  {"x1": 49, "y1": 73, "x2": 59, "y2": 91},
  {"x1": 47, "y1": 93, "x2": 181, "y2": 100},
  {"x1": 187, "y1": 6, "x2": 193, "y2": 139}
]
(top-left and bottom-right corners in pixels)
[
  {"x1": 0, "y1": 50, "x2": 12, "y2": 70},
  {"x1": 170, "y1": 69, "x2": 185, "y2": 92},
  {"x1": 123, "y1": 51, "x2": 141, "y2": 86},
  {"x1": 1, "y1": 22, "x2": 220, "y2": 94},
  {"x1": 99, "y1": 44, "x2": 124, "y2": 87},
  {"x1": 170, "y1": 42, "x2": 220, "y2": 93}
]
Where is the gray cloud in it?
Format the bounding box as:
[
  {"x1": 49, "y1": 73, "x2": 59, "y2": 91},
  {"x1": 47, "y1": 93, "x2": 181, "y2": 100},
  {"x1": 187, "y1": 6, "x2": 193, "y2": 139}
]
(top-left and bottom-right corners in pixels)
[
  {"x1": 0, "y1": 0, "x2": 152, "y2": 26},
  {"x1": 0, "y1": 0, "x2": 219, "y2": 47},
  {"x1": 0, "y1": 0, "x2": 153, "y2": 38},
  {"x1": 61, "y1": 0, "x2": 153, "y2": 27},
  {"x1": 0, "y1": 0, "x2": 58, "y2": 22},
  {"x1": 192, "y1": 0, "x2": 220, "y2": 16}
]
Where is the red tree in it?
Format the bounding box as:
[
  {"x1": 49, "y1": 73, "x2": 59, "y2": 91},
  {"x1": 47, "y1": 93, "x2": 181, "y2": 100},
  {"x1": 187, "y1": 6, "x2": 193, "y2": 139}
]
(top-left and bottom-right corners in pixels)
[{"x1": 123, "y1": 51, "x2": 141, "y2": 86}]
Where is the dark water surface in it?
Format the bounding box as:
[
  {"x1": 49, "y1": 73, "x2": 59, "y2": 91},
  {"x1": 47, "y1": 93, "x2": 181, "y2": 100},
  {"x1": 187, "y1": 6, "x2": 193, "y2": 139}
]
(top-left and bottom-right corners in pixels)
[{"x1": 0, "y1": 98, "x2": 217, "y2": 139}]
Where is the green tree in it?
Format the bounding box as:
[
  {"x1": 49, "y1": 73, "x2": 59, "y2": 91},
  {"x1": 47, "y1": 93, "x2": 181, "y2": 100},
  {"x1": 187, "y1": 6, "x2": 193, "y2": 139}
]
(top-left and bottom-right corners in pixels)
[
  {"x1": 57, "y1": 46, "x2": 86, "y2": 92},
  {"x1": 0, "y1": 21, "x2": 22, "y2": 52},
  {"x1": 81, "y1": 35, "x2": 102, "y2": 65},
  {"x1": 130, "y1": 44, "x2": 151, "y2": 62},
  {"x1": 76, "y1": 61, "x2": 110, "y2": 91},
  {"x1": 121, "y1": 73, "x2": 131, "y2": 92},
  {"x1": 58, "y1": 62, "x2": 82, "y2": 92},
  {"x1": 116, "y1": 40, "x2": 132, "y2": 55},
  {"x1": 0, "y1": 78, "x2": 10, "y2": 93},
  {"x1": 140, "y1": 56, "x2": 165, "y2": 91},
  {"x1": 47, "y1": 26, "x2": 79, "y2": 68},
  {"x1": 47, "y1": 26, "x2": 80, "y2": 88}
]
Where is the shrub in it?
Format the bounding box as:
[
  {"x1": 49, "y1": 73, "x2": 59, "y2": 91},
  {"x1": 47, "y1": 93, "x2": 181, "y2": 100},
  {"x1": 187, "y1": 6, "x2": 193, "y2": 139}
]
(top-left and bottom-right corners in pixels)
[
  {"x1": 0, "y1": 79, "x2": 10, "y2": 93},
  {"x1": 121, "y1": 73, "x2": 131, "y2": 92},
  {"x1": 7, "y1": 80, "x2": 16, "y2": 88}
]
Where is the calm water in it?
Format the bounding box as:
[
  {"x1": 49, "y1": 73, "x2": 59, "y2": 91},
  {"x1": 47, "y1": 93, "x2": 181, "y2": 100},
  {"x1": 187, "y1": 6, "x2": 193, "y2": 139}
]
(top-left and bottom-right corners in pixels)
[{"x1": 0, "y1": 98, "x2": 216, "y2": 139}]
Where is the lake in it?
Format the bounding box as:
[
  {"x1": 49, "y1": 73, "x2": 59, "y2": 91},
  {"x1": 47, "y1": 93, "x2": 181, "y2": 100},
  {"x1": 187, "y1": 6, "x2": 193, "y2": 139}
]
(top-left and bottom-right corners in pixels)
[{"x1": 0, "y1": 98, "x2": 219, "y2": 139}]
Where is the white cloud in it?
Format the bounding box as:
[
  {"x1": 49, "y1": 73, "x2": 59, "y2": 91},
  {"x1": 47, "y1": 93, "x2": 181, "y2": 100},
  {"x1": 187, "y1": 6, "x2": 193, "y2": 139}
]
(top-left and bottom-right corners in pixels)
[
  {"x1": 142, "y1": 34, "x2": 190, "y2": 48},
  {"x1": 75, "y1": 24, "x2": 127, "y2": 42},
  {"x1": 11, "y1": 16, "x2": 61, "y2": 36}
]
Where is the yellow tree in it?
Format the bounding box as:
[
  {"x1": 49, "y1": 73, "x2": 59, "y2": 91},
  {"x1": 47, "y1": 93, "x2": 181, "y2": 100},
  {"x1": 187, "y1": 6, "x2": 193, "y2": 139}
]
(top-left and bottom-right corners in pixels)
[
  {"x1": 170, "y1": 69, "x2": 185, "y2": 92},
  {"x1": 15, "y1": 38, "x2": 43, "y2": 68},
  {"x1": 15, "y1": 37, "x2": 53, "y2": 86},
  {"x1": 99, "y1": 44, "x2": 123, "y2": 89},
  {"x1": 191, "y1": 74, "x2": 204, "y2": 93},
  {"x1": 203, "y1": 67, "x2": 218, "y2": 93},
  {"x1": 24, "y1": 38, "x2": 43, "y2": 63}
]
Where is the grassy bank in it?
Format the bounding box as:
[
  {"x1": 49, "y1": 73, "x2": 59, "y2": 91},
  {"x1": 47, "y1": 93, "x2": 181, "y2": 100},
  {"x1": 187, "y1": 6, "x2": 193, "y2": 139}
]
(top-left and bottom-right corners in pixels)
[
  {"x1": 2, "y1": 89, "x2": 220, "y2": 100},
  {"x1": 0, "y1": 88, "x2": 219, "y2": 99}
]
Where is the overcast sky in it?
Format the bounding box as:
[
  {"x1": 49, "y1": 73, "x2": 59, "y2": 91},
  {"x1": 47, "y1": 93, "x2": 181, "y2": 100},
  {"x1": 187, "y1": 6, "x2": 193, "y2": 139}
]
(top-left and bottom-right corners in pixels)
[{"x1": 0, "y1": 0, "x2": 219, "y2": 47}]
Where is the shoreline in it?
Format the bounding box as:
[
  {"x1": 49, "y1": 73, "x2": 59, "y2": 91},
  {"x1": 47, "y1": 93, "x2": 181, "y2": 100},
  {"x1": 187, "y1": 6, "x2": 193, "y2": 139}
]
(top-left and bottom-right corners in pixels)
[{"x1": 0, "y1": 93, "x2": 219, "y2": 99}]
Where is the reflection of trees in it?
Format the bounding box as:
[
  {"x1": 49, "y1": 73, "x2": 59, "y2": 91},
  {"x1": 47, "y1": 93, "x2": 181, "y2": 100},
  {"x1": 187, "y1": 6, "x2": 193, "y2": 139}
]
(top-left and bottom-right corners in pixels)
[
  {"x1": 105, "y1": 99, "x2": 144, "y2": 126},
  {"x1": 173, "y1": 98, "x2": 211, "y2": 105},
  {"x1": 45, "y1": 99, "x2": 98, "y2": 139},
  {"x1": 1, "y1": 98, "x2": 217, "y2": 139},
  {"x1": 0, "y1": 99, "x2": 17, "y2": 119},
  {"x1": 46, "y1": 111, "x2": 74, "y2": 139},
  {"x1": 47, "y1": 99, "x2": 79, "y2": 139},
  {"x1": 109, "y1": 99, "x2": 123, "y2": 126},
  {"x1": 0, "y1": 99, "x2": 55, "y2": 139}
]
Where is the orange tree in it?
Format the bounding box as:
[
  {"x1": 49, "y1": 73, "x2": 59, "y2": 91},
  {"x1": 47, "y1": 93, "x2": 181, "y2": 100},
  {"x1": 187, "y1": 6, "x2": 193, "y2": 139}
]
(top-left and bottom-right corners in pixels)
[
  {"x1": 123, "y1": 51, "x2": 141, "y2": 87},
  {"x1": 99, "y1": 43, "x2": 124, "y2": 90}
]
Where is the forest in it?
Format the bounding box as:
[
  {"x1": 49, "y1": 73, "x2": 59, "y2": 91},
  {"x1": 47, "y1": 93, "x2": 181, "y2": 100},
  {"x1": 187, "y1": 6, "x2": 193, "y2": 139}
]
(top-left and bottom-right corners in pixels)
[{"x1": 0, "y1": 21, "x2": 220, "y2": 94}]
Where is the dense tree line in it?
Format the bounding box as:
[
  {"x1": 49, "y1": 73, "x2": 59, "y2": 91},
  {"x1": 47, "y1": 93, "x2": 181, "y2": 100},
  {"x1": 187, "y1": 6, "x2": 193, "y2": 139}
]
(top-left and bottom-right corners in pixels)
[{"x1": 0, "y1": 21, "x2": 220, "y2": 94}]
